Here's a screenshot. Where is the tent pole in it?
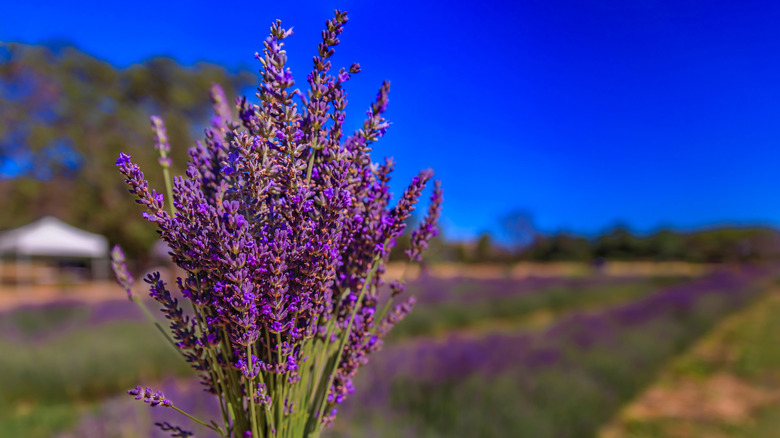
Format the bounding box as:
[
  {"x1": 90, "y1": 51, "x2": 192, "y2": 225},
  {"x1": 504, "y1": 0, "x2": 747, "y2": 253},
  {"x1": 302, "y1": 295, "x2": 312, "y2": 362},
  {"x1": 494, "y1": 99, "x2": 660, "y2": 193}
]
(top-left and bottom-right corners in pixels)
[
  {"x1": 16, "y1": 251, "x2": 23, "y2": 287},
  {"x1": 24, "y1": 254, "x2": 31, "y2": 287},
  {"x1": 92, "y1": 257, "x2": 108, "y2": 281}
]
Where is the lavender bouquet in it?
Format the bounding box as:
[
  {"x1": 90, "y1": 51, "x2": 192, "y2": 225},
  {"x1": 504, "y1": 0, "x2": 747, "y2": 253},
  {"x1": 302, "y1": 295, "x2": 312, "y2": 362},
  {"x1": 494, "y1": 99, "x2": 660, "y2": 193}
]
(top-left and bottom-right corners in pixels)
[{"x1": 109, "y1": 10, "x2": 442, "y2": 438}]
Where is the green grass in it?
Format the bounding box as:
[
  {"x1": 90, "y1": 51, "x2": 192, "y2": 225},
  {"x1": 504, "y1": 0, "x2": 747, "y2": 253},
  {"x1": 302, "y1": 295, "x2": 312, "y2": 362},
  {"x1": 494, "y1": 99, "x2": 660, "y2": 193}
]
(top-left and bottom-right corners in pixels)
[
  {"x1": 667, "y1": 288, "x2": 780, "y2": 383},
  {"x1": 0, "y1": 320, "x2": 193, "y2": 437},
  {"x1": 0, "y1": 401, "x2": 86, "y2": 438},
  {"x1": 0, "y1": 321, "x2": 192, "y2": 404},
  {"x1": 0, "y1": 304, "x2": 90, "y2": 337}
]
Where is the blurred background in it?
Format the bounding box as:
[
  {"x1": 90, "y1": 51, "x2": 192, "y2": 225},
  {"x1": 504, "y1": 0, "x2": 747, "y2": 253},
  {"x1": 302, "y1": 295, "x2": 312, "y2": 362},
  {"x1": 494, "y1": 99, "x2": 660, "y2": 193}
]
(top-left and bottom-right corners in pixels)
[{"x1": 2, "y1": 1, "x2": 780, "y2": 437}]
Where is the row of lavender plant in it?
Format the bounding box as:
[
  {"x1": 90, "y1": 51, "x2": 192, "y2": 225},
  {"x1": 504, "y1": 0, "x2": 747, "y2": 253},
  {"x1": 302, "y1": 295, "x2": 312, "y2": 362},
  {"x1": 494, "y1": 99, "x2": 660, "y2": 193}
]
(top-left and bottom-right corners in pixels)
[
  {"x1": 109, "y1": 11, "x2": 442, "y2": 438},
  {"x1": 0, "y1": 274, "x2": 641, "y2": 344},
  {"x1": 405, "y1": 275, "x2": 651, "y2": 304},
  {"x1": 366, "y1": 266, "x2": 771, "y2": 382},
  {"x1": 349, "y1": 265, "x2": 775, "y2": 437}
]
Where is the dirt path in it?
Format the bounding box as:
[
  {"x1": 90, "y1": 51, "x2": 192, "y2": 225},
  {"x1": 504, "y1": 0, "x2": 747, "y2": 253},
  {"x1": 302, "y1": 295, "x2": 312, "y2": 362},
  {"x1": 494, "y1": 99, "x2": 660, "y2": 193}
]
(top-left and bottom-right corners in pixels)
[
  {"x1": 0, "y1": 261, "x2": 709, "y2": 313},
  {"x1": 0, "y1": 281, "x2": 126, "y2": 311},
  {"x1": 599, "y1": 287, "x2": 780, "y2": 438}
]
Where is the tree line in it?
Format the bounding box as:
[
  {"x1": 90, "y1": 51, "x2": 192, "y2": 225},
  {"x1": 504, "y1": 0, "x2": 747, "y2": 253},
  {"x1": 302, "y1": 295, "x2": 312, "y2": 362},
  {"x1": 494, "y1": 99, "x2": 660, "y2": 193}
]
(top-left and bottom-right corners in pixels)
[
  {"x1": 0, "y1": 42, "x2": 253, "y2": 260},
  {"x1": 390, "y1": 225, "x2": 780, "y2": 264}
]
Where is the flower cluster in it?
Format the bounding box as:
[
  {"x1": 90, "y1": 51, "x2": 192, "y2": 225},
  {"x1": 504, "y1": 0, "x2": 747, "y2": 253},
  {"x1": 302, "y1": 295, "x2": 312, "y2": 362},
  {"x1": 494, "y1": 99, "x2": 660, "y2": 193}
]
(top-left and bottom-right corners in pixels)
[
  {"x1": 127, "y1": 386, "x2": 172, "y2": 408},
  {"x1": 112, "y1": 10, "x2": 441, "y2": 438},
  {"x1": 156, "y1": 422, "x2": 194, "y2": 438},
  {"x1": 407, "y1": 180, "x2": 443, "y2": 262}
]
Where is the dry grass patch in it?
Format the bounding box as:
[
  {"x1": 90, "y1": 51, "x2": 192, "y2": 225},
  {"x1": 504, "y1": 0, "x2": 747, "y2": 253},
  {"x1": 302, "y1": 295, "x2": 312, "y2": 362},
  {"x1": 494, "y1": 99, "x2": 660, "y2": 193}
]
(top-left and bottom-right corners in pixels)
[
  {"x1": 621, "y1": 373, "x2": 780, "y2": 423},
  {"x1": 600, "y1": 285, "x2": 780, "y2": 438}
]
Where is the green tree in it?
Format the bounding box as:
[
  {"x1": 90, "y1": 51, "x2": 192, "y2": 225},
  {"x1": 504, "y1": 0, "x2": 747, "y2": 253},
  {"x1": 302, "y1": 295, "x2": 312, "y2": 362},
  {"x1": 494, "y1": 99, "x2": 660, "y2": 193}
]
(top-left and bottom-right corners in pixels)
[{"x1": 0, "y1": 42, "x2": 253, "y2": 259}]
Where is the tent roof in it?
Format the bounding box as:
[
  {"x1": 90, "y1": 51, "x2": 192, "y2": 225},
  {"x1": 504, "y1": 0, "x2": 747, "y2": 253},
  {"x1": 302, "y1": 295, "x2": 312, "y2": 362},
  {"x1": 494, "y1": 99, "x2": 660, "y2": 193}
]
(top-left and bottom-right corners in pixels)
[{"x1": 0, "y1": 216, "x2": 108, "y2": 258}]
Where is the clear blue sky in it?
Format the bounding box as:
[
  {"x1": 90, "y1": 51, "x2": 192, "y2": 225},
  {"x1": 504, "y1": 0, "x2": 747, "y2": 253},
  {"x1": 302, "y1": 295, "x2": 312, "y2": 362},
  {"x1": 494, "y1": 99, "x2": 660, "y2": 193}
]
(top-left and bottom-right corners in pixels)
[{"x1": 2, "y1": 0, "x2": 780, "y2": 239}]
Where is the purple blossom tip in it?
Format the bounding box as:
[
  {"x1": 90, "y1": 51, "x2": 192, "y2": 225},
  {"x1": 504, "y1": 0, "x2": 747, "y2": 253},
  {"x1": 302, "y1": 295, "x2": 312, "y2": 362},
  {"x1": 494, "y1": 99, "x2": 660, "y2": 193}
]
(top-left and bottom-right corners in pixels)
[
  {"x1": 115, "y1": 152, "x2": 132, "y2": 167},
  {"x1": 127, "y1": 386, "x2": 172, "y2": 407},
  {"x1": 390, "y1": 280, "x2": 405, "y2": 297},
  {"x1": 150, "y1": 116, "x2": 171, "y2": 154},
  {"x1": 406, "y1": 180, "x2": 443, "y2": 262}
]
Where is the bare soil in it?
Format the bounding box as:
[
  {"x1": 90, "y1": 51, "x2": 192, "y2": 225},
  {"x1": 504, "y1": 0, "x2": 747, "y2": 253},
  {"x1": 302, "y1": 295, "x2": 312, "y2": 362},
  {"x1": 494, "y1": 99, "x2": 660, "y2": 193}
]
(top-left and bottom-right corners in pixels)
[{"x1": 0, "y1": 261, "x2": 711, "y2": 312}]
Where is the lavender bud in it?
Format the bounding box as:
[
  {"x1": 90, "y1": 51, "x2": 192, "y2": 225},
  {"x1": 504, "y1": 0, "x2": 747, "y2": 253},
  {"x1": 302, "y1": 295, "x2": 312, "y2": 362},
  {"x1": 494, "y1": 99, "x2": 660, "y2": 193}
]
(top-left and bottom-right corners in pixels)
[
  {"x1": 389, "y1": 280, "x2": 405, "y2": 297},
  {"x1": 127, "y1": 386, "x2": 172, "y2": 407},
  {"x1": 150, "y1": 116, "x2": 170, "y2": 155},
  {"x1": 406, "y1": 180, "x2": 443, "y2": 262},
  {"x1": 210, "y1": 83, "x2": 232, "y2": 129}
]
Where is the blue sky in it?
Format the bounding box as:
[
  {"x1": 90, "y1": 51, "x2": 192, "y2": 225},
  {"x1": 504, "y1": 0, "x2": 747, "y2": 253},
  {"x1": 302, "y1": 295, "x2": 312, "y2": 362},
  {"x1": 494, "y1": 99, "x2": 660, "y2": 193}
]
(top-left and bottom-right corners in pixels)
[{"x1": 2, "y1": 0, "x2": 780, "y2": 239}]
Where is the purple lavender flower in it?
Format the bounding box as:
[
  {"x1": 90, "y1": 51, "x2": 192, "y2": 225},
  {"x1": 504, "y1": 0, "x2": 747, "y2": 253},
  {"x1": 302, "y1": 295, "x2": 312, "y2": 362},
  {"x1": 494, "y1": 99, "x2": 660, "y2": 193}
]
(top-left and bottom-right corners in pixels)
[
  {"x1": 113, "y1": 10, "x2": 440, "y2": 438},
  {"x1": 127, "y1": 386, "x2": 173, "y2": 408},
  {"x1": 150, "y1": 116, "x2": 172, "y2": 168},
  {"x1": 115, "y1": 152, "x2": 132, "y2": 167},
  {"x1": 389, "y1": 280, "x2": 405, "y2": 297},
  {"x1": 155, "y1": 422, "x2": 194, "y2": 438},
  {"x1": 150, "y1": 116, "x2": 170, "y2": 154},
  {"x1": 209, "y1": 83, "x2": 232, "y2": 131},
  {"x1": 406, "y1": 180, "x2": 443, "y2": 262},
  {"x1": 109, "y1": 245, "x2": 134, "y2": 300}
]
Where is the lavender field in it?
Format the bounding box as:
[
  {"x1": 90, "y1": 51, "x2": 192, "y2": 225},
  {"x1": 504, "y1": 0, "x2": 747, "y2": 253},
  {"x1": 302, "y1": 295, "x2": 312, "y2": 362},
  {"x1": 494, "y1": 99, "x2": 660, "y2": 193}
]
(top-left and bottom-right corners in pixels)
[
  {"x1": 4, "y1": 2, "x2": 780, "y2": 437},
  {"x1": 1, "y1": 265, "x2": 774, "y2": 438}
]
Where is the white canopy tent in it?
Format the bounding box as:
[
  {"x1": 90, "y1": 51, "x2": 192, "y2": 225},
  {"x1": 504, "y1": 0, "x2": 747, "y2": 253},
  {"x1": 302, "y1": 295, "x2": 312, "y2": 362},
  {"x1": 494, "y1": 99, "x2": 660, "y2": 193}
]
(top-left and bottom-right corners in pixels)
[{"x1": 0, "y1": 216, "x2": 109, "y2": 283}]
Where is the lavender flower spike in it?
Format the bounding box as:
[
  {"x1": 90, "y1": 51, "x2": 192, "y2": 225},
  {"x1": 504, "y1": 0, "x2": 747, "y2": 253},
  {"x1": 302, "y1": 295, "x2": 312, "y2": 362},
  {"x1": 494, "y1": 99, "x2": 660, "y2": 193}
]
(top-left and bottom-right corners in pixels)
[
  {"x1": 155, "y1": 421, "x2": 194, "y2": 438},
  {"x1": 110, "y1": 245, "x2": 134, "y2": 300},
  {"x1": 406, "y1": 180, "x2": 443, "y2": 262},
  {"x1": 127, "y1": 386, "x2": 173, "y2": 407},
  {"x1": 150, "y1": 116, "x2": 170, "y2": 154},
  {"x1": 210, "y1": 83, "x2": 232, "y2": 130},
  {"x1": 112, "y1": 10, "x2": 441, "y2": 438},
  {"x1": 151, "y1": 116, "x2": 173, "y2": 171}
]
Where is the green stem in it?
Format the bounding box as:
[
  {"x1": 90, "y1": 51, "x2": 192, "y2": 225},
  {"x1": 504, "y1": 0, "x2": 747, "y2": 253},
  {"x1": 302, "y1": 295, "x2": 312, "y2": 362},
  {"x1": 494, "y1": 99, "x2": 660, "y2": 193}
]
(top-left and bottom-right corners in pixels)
[
  {"x1": 372, "y1": 261, "x2": 412, "y2": 334},
  {"x1": 221, "y1": 331, "x2": 248, "y2": 435},
  {"x1": 305, "y1": 136, "x2": 319, "y2": 185},
  {"x1": 132, "y1": 296, "x2": 178, "y2": 352},
  {"x1": 192, "y1": 302, "x2": 230, "y2": 434},
  {"x1": 247, "y1": 345, "x2": 261, "y2": 438},
  {"x1": 308, "y1": 288, "x2": 350, "y2": 408},
  {"x1": 308, "y1": 260, "x2": 381, "y2": 436},
  {"x1": 292, "y1": 340, "x2": 315, "y2": 437},
  {"x1": 255, "y1": 369, "x2": 276, "y2": 435},
  {"x1": 275, "y1": 331, "x2": 285, "y2": 435},
  {"x1": 161, "y1": 166, "x2": 176, "y2": 215},
  {"x1": 169, "y1": 405, "x2": 227, "y2": 436},
  {"x1": 155, "y1": 139, "x2": 177, "y2": 216},
  {"x1": 305, "y1": 150, "x2": 316, "y2": 184}
]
